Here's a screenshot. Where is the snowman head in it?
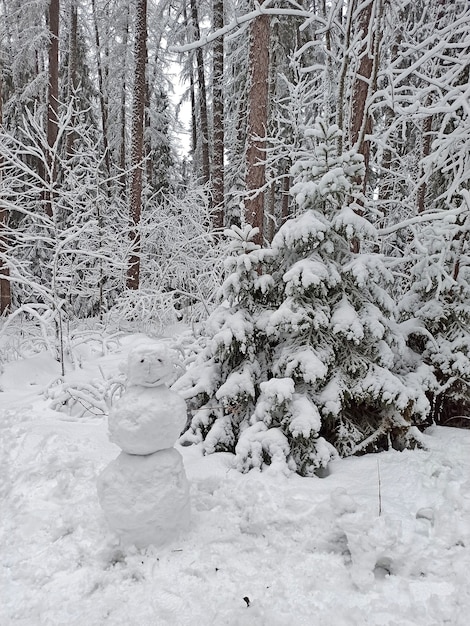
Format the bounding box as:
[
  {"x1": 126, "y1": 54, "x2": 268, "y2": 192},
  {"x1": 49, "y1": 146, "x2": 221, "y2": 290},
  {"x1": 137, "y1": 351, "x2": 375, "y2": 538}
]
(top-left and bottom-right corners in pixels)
[{"x1": 126, "y1": 345, "x2": 183, "y2": 388}]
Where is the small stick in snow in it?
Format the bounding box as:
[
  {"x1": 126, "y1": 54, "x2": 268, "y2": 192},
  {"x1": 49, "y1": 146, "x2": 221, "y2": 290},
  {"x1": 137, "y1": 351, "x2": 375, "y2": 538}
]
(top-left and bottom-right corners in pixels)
[{"x1": 377, "y1": 459, "x2": 382, "y2": 517}]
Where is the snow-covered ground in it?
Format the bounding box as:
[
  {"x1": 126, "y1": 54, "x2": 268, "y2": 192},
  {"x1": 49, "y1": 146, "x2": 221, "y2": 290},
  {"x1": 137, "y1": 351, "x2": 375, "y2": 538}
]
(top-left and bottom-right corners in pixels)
[{"x1": 1, "y1": 334, "x2": 470, "y2": 625}]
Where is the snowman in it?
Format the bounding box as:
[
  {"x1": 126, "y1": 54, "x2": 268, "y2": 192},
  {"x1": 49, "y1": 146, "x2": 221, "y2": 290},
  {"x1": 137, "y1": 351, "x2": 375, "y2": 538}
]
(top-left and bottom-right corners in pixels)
[{"x1": 97, "y1": 344, "x2": 190, "y2": 548}]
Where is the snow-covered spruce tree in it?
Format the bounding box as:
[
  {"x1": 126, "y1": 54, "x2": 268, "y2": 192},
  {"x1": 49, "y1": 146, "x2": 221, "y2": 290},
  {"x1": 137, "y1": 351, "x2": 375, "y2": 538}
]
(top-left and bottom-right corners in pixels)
[
  {"x1": 399, "y1": 199, "x2": 470, "y2": 424},
  {"x1": 262, "y1": 123, "x2": 431, "y2": 469},
  {"x1": 175, "y1": 223, "x2": 274, "y2": 456},
  {"x1": 177, "y1": 122, "x2": 431, "y2": 476}
]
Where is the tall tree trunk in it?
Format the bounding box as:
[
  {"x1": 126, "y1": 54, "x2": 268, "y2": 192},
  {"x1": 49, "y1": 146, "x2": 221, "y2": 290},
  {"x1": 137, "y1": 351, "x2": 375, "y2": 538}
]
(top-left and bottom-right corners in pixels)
[
  {"x1": 65, "y1": 0, "x2": 78, "y2": 158},
  {"x1": 281, "y1": 165, "x2": 291, "y2": 224},
  {"x1": 127, "y1": 0, "x2": 147, "y2": 290},
  {"x1": 182, "y1": 2, "x2": 197, "y2": 155},
  {"x1": 0, "y1": 204, "x2": 9, "y2": 314},
  {"x1": 212, "y1": 0, "x2": 224, "y2": 229},
  {"x1": 0, "y1": 74, "x2": 11, "y2": 314},
  {"x1": 416, "y1": 110, "x2": 433, "y2": 214},
  {"x1": 350, "y1": 0, "x2": 375, "y2": 185},
  {"x1": 378, "y1": 21, "x2": 402, "y2": 212},
  {"x1": 189, "y1": 63, "x2": 197, "y2": 155},
  {"x1": 321, "y1": 0, "x2": 335, "y2": 126},
  {"x1": 46, "y1": 0, "x2": 59, "y2": 219},
  {"x1": 336, "y1": 0, "x2": 354, "y2": 153},
  {"x1": 416, "y1": 0, "x2": 446, "y2": 214},
  {"x1": 244, "y1": 0, "x2": 270, "y2": 246},
  {"x1": 349, "y1": 0, "x2": 378, "y2": 253},
  {"x1": 119, "y1": 6, "x2": 129, "y2": 194},
  {"x1": 190, "y1": 0, "x2": 210, "y2": 187},
  {"x1": 91, "y1": 0, "x2": 111, "y2": 180}
]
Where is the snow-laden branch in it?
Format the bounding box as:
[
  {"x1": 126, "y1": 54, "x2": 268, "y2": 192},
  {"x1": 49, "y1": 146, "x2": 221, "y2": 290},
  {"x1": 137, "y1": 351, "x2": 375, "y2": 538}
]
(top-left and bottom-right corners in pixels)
[
  {"x1": 171, "y1": 4, "x2": 315, "y2": 53},
  {"x1": 377, "y1": 200, "x2": 469, "y2": 237}
]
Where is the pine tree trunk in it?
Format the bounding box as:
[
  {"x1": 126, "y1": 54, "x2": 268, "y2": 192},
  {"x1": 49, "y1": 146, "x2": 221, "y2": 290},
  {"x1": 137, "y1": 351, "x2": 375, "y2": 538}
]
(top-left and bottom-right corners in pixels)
[
  {"x1": 349, "y1": 0, "x2": 378, "y2": 253},
  {"x1": 416, "y1": 0, "x2": 446, "y2": 214},
  {"x1": 189, "y1": 64, "x2": 197, "y2": 155},
  {"x1": 46, "y1": 0, "x2": 59, "y2": 219},
  {"x1": 336, "y1": 0, "x2": 354, "y2": 152},
  {"x1": 378, "y1": 28, "x2": 401, "y2": 210},
  {"x1": 417, "y1": 111, "x2": 432, "y2": 214},
  {"x1": 91, "y1": 0, "x2": 111, "y2": 181},
  {"x1": 65, "y1": 0, "x2": 78, "y2": 158},
  {"x1": 212, "y1": 0, "x2": 224, "y2": 230},
  {"x1": 127, "y1": 0, "x2": 147, "y2": 290},
  {"x1": 350, "y1": 0, "x2": 375, "y2": 184},
  {"x1": 244, "y1": 0, "x2": 270, "y2": 246},
  {"x1": 0, "y1": 204, "x2": 10, "y2": 315},
  {"x1": 182, "y1": 2, "x2": 197, "y2": 156},
  {"x1": 0, "y1": 74, "x2": 11, "y2": 314},
  {"x1": 119, "y1": 7, "x2": 129, "y2": 194},
  {"x1": 281, "y1": 166, "x2": 291, "y2": 224},
  {"x1": 190, "y1": 0, "x2": 210, "y2": 187}
]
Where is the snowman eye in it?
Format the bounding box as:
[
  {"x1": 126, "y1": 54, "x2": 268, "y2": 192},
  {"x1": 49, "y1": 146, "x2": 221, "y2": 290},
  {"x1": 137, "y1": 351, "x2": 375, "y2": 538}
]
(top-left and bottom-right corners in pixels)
[
  {"x1": 157, "y1": 358, "x2": 162, "y2": 363},
  {"x1": 140, "y1": 358, "x2": 145, "y2": 363}
]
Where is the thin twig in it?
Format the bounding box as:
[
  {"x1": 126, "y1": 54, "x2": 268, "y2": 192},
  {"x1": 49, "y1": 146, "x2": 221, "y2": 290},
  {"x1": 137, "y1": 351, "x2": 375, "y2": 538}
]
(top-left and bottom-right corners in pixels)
[{"x1": 377, "y1": 459, "x2": 382, "y2": 517}]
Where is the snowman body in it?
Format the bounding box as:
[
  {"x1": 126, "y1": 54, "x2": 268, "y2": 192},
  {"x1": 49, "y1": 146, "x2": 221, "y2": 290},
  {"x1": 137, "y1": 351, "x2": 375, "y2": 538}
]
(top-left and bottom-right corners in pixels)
[
  {"x1": 97, "y1": 448, "x2": 190, "y2": 548},
  {"x1": 97, "y1": 345, "x2": 190, "y2": 547},
  {"x1": 109, "y1": 385, "x2": 187, "y2": 455}
]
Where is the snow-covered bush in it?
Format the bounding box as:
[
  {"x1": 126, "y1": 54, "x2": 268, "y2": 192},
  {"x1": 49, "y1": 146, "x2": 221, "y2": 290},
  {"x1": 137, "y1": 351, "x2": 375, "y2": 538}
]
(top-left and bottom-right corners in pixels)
[
  {"x1": 0, "y1": 106, "x2": 126, "y2": 319},
  {"x1": 176, "y1": 122, "x2": 431, "y2": 476},
  {"x1": 399, "y1": 196, "x2": 470, "y2": 424},
  {"x1": 46, "y1": 374, "x2": 124, "y2": 419},
  {"x1": 110, "y1": 187, "x2": 224, "y2": 332},
  {"x1": 175, "y1": 223, "x2": 274, "y2": 452}
]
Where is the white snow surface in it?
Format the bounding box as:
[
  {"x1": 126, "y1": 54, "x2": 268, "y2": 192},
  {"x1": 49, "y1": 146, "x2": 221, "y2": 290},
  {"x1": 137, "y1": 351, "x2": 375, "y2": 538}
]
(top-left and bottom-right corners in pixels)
[
  {"x1": 1, "y1": 333, "x2": 470, "y2": 625},
  {"x1": 108, "y1": 386, "x2": 187, "y2": 454}
]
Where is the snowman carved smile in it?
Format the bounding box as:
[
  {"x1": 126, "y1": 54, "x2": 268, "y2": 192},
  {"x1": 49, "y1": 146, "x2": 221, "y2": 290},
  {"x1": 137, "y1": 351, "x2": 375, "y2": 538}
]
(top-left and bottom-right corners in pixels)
[{"x1": 127, "y1": 347, "x2": 181, "y2": 388}]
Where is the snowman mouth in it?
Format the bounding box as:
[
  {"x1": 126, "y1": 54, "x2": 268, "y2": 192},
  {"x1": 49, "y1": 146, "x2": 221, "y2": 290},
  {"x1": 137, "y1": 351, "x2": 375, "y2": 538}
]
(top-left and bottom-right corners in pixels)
[{"x1": 147, "y1": 378, "x2": 164, "y2": 385}]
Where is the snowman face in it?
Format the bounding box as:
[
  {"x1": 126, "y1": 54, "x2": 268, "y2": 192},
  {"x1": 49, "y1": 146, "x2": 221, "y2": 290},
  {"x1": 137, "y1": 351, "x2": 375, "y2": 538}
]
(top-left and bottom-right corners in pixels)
[{"x1": 127, "y1": 346, "x2": 176, "y2": 387}]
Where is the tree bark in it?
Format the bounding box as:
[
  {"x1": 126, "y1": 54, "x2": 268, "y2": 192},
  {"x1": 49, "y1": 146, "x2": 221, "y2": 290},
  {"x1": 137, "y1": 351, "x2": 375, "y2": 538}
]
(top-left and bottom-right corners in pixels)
[
  {"x1": 212, "y1": 0, "x2": 224, "y2": 229},
  {"x1": 244, "y1": 0, "x2": 270, "y2": 246},
  {"x1": 182, "y1": 2, "x2": 197, "y2": 156},
  {"x1": 0, "y1": 74, "x2": 11, "y2": 314},
  {"x1": 127, "y1": 0, "x2": 147, "y2": 290},
  {"x1": 119, "y1": 6, "x2": 129, "y2": 194},
  {"x1": 281, "y1": 165, "x2": 291, "y2": 224},
  {"x1": 0, "y1": 207, "x2": 9, "y2": 315},
  {"x1": 65, "y1": 0, "x2": 78, "y2": 158},
  {"x1": 336, "y1": 0, "x2": 354, "y2": 152},
  {"x1": 350, "y1": 0, "x2": 375, "y2": 184},
  {"x1": 190, "y1": 0, "x2": 210, "y2": 187},
  {"x1": 189, "y1": 64, "x2": 197, "y2": 155},
  {"x1": 417, "y1": 111, "x2": 433, "y2": 214},
  {"x1": 416, "y1": 0, "x2": 446, "y2": 214},
  {"x1": 91, "y1": 0, "x2": 111, "y2": 181},
  {"x1": 46, "y1": 0, "x2": 59, "y2": 218},
  {"x1": 349, "y1": 0, "x2": 378, "y2": 253}
]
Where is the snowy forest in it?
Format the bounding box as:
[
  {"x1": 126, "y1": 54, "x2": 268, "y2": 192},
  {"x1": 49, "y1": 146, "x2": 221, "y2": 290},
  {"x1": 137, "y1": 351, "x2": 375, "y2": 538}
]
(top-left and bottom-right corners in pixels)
[
  {"x1": 1, "y1": 0, "x2": 469, "y2": 465},
  {"x1": 1, "y1": 1, "x2": 470, "y2": 623}
]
